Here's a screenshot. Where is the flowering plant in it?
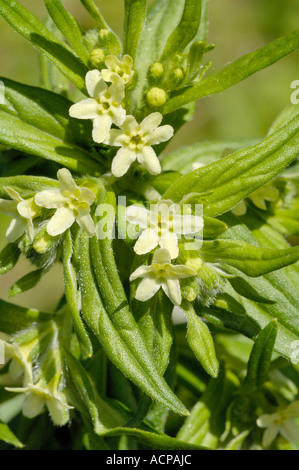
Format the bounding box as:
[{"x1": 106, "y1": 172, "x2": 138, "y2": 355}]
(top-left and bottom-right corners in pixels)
[{"x1": 0, "y1": 0, "x2": 299, "y2": 451}]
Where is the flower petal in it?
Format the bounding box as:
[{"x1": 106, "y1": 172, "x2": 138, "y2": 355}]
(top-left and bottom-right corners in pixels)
[
  {"x1": 22, "y1": 392, "x2": 45, "y2": 419},
  {"x1": 135, "y1": 276, "x2": 161, "y2": 301},
  {"x1": 141, "y1": 112, "x2": 163, "y2": 133},
  {"x1": 103, "y1": 128, "x2": 125, "y2": 146},
  {"x1": 47, "y1": 207, "x2": 75, "y2": 236},
  {"x1": 262, "y1": 425, "x2": 279, "y2": 447},
  {"x1": 92, "y1": 115, "x2": 113, "y2": 143},
  {"x1": 57, "y1": 168, "x2": 78, "y2": 193},
  {"x1": 6, "y1": 218, "x2": 26, "y2": 243},
  {"x1": 47, "y1": 397, "x2": 70, "y2": 426},
  {"x1": 137, "y1": 146, "x2": 161, "y2": 175},
  {"x1": 134, "y1": 228, "x2": 159, "y2": 255},
  {"x1": 159, "y1": 233, "x2": 179, "y2": 259},
  {"x1": 0, "y1": 198, "x2": 18, "y2": 216},
  {"x1": 152, "y1": 248, "x2": 172, "y2": 265},
  {"x1": 126, "y1": 205, "x2": 150, "y2": 228},
  {"x1": 130, "y1": 265, "x2": 152, "y2": 281},
  {"x1": 111, "y1": 148, "x2": 136, "y2": 178},
  {"x1": 35, "y1": 190, "x2": 67, "y2": 209},
  {"x1": 171, "y1": 264, "x2": 197, "y2": 278},
  {"x1": 231, "y1": 200, "x2": 247, "y2": 216},
  {"x1": 86, "y1": 70, "x2": 106, "y2": 97},
  {"x1": 280, "y1": 420, "x2": 299, "y2": 444},
  {"x1": 110, "y1": 105, "x2": 126, "y2": 127},
  {"x1": 69, "y1": 99, "x2": 98, "y2": 120},
  {"x1": 162, "y1": 278, "x2": 181, "y2": 305},
  {"x1": 77, "y1": 212, "x2": 95, "y2": 237},
  {"x1": 147, "y1": 125, "x2": 174, "y2": 145}
]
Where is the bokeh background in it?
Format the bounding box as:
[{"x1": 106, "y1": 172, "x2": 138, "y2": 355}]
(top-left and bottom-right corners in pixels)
[{"x1": 0, "y1": 0, "x2": 298, "y2": 311}]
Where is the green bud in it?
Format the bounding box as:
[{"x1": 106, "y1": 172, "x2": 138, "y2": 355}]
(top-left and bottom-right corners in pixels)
[
  {"x1": 146, "y1": 87, "x2": 167, "y2": 107},
  {"x1": 90, "y1": 48, "x2": 105, "y2": 66},
  {"x1": 149, "y1": 62, "x2": 165, "y2": 79}
]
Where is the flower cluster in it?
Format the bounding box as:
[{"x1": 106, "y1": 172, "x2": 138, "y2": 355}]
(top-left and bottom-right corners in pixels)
[
  {"x1": 257, "y1": 401, "x2": 299, "y2": 447},
  {"x1": 127, "y1": 199, "x2": 203, "y2": 305},
  {"x1": 69, "y1": 55, "x2": 174, "y2": 178}
]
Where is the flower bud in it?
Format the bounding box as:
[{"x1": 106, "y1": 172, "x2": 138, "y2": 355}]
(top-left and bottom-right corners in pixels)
[
  {"x1": 149, "y1": 62, "x2": 164, "y2": 79},
  {"x1": 146, "y1": 87, "x2": 167, "y2": 107},
  {"x1": 90, "y1": 48, "x2": 105, "y2": 66}
]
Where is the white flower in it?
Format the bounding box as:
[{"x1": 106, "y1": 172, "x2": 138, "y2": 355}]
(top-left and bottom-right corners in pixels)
[
  {"x1": 126, "y1": 199, "x2": 204, "y2": 259},
  {"x1": 35, "y1": 168, "x2": 96, "y2": 237},
  {"x1": 130, "y1": 248, "x2": 197, "y2": 305},
  {"x1": 6, "y1": 380, "x2": 72, "y2": 426},
  {"x1": 232, "y1": 182, "x2": 280, "y2": 216},
  {"x1": 101, "y1": 54, "x2": 134, "y2": 85},
  {"x1": 69, "y1": 69, "x2": 126, "y2": 143},
  {"x1": 257, "y1": 401, "x2": 299, "y2": 447},
  {"x1": 104, "y1": 112, "x2": 174, "y2": 177},
  {"x1": 0, "y1": 187, "x2": 40, "y2": 243}
]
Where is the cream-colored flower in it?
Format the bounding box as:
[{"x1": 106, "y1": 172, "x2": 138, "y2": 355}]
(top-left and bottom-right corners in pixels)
[
  {"x1": 126, "y1": 199, "x2": 203, "y2": 259},
  {"x1": 130, "y1": 248, "x2": 197, "y2": 305},
  {"x1": 104, "y1": 112, "x2": 174, "y2": 177},
  {"x1": 101, "y1": 54, "x2": 134, "y2": 85},
  {"x1": 0, "y1": 187, "x2": 40, "y2": 243},
  {"x1": 232, "y1": 182, "x2": 280, "y2": 216},
  {"x1": 35, "y1": 168, "x2": 96, "y2": 237},
  {"x1": 69, "y1": 69, "x2": 126, "y2": 143},
  {"x1": 6, "y1": 378, "x2": 72, "y2": 426},
  {"x1": 257, "y1": 401, "x2": 299, "y2": 447}
]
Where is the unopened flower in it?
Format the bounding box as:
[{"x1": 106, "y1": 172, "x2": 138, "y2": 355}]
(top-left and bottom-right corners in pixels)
[
  {"x1": 35, "y1": 168, "x2": 96, "y2": 237},
  {"x1": 130, "y1": 248, "x2": 197, "y2": 305},
  {"x1": 126, "y1": 199, "x2": 203, "y2": 259},
  {"x1": 69, "y1": 70, "x2": 126, "y2": 143},
  {"x1": 257, "y1": 401, "x2": 299, "y2": 447},
  {"x1": 104, "y1": 112, "x2": 174, "y2": 177},
  {"x1": 0, "y1": 187, "x2": 40, "y2": 242},
  {"x1": 232, "y1": 182, "x2": 280, "y2": 216},
  {"x1": 101, "y1": 55, "x2": 134, "y2": 84}
]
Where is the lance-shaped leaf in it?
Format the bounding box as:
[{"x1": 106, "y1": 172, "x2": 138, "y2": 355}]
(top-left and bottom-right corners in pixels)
[
  {"x1": 62, "y1": 231, "x2": 93, "y2": 359},
  {"x1": 0, "y1": 299, "x2": 52, "y2": 335},
  {"x1": 164, "y1": 114, "x2": 299, "y2": 217},
  {"x1": 160, "y1": 138, "x2": 257, "y2": 173},
  {"x1": 0, "y1": 78, "x2": 102, "y2": 175},
  {"x1": 199, "y1": 239, "x2": 299, "y2": 277},
  {"x1": 100, "y1": 426, "x2": 207, "y2": 450},
  {"x1": 76, "y1": 230, "x2": 188, "y2": 416},
  {"x1": 0, "y1": 422, "x2": 23, "y2": 448},
  {"x1": 44, "y1": 0, "x2": 90, "y2": 65},
  {"x1": 183, "y1": 301, "x2": 219, "y2": 378},
  {"x1": 202, "y1": 213, "x2": 299, "y2": 361},
  {"x1": 160, "y1": 0, "x2": 202, "y2": 62},
  {"x1": 123, "y1": 0, "x2": 147, "y2": 60},
  {"x1": 163, "y1": 30, "x2": 299, "y2": 113},
  {"x1": 8, "y1": 269, "x2": 43, "y2": 298},
  {"x1": 242, "y1": 320, "x2": 277, "y2": 391},
  {"x1": 0, "y1": 244, "x2": 20, "y2": 275},
  {"x1": 0, "y1": 0, "x2": 88, "y2": 92}
]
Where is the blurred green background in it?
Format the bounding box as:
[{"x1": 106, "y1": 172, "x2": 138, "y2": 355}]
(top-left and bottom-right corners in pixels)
[{"x1": 0, "y1": 0, "x2": 298, "y2": 311}]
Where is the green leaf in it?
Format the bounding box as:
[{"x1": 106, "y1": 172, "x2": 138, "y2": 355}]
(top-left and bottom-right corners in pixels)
[
  {"x1": 123, "y1": 0, "x2": 147, "y2": 60},
  {"x1": 0, "y1": 0, "x2": 88, "y2": 92},
  {"x1": 183, "y1": 301, "x2": 219, "y2": 378},
  {"x1": 242, "y1": 320, "x2": 277, "y2": 391},
  {"x1": 160, "y1": 0, "x2": 202, "y2": 62},
  {"x1": 64, "y1": 348, "x2": 128, "y2": 434},
  {"x1": 76, "y1": 230, "x2": 188, "y2": 416},
  {"x1": 161, "y1": 138, "x2": 257, "y2": 173},
  {"x1": 203, "y1": 217, "x2": 228, "y2": 239},
  {"x1": 200, "y1": 239, "x2": 299, "y2": 277},
  {"x1": 0, "y1": 78, "x2": 102, "y2": 174},
  {"x1": 0, "y1": 244, "x2": 20, "y2": 275},
  {"x1": 80, "y1": 0, "x2": 112, "y2": 29},
  {"x1": 8, "y1": 269, "x2": 43, "y2": 298},
  {"x1": 0, "y1": 299, "x2": 52, "y2": 335},
  {"x1": 62, "y1": 230, "x2": 93, "y2": 358},
  {"x1": 164, "y1": 114, "x2": 299, "y2": 217},
  {"x1": 0, "y1": 175, "x2": 58, "y2": 199},
  {"x1": 44, "y1": 0, "x2": 90, "y2": 64},
  {"x1": 163, "y1": 30, "x2": 299, "y2": 113},
  {"x1": 0, "y1": 422, "x2": 23, "y2": 448},
  {"x1": 100, "y1": 427, "x2": 207, "y2": 450}
]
